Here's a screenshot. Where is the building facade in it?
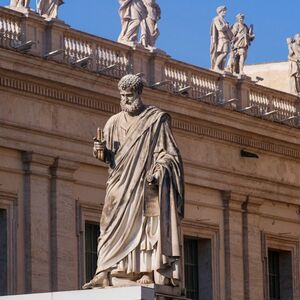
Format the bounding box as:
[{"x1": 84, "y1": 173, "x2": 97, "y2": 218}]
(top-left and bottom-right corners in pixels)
[{"x1": 0, "y1": 7, "x2": 300, "y2": 300}]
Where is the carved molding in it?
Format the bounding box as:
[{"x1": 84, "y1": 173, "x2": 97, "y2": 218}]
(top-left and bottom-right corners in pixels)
[
  {"x1": 1, "y1": 74, "x2": 300, "y2": 161},
  {"x1": 172, "y1": 118, "x2": 300, "y2": 160},
  {"x1": 0, "y1": 74, "x2": 120, "y2": 115}
]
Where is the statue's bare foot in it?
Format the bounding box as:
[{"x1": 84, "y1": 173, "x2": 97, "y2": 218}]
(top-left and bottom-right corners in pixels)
[
  {"x1": 137, "y1": 274, "x2": 153, "y2": 284},
  {"x1": 214, "y1": 67, "x2": 225, "y2": 74},
  {"x1": 82, "y1": 272, "x2": 109, "y2": 289}
]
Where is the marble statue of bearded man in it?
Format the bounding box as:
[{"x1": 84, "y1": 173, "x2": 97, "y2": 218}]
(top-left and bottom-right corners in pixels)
[{"x1": 83, "y1": 74, "x2": 184, "y2": 288}]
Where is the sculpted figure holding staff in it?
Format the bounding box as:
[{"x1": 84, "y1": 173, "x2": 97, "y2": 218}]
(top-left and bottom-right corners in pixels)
[{"x1": 83, "y1": 74, "x2": 184, "y2": 289}]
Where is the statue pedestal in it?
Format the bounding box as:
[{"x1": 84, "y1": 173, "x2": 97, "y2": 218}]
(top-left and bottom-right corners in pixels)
[
  {"x1": 0, "y1": 286, "x2": 188, "y2": 300},
  {"x1": 6, "y1": 6, "x2": 30, "y2": 15}
]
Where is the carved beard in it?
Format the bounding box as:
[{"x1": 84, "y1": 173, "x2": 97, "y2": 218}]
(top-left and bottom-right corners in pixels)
[{"x1": 120, "y1": 97, "x2": 143, "y2": 114}]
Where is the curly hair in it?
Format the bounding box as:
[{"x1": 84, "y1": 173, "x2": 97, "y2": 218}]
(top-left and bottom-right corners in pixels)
[{"x1": 118, "y1": 74, "x2": 144, "y2": 94}]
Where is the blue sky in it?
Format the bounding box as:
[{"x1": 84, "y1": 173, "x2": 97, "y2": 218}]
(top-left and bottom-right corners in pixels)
[{"x1": 1, "y1": 1, "x2": 299, "y2": 68}]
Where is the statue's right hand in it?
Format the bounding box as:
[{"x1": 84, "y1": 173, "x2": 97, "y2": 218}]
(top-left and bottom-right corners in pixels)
[
  {"x1": 93, "y1": 140, "x2": 106, "y2": 151},
  {"x1": 93, "y1": 140, "x2": 107, "y2": 161}
]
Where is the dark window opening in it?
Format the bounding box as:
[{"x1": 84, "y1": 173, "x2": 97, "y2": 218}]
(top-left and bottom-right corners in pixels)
[
  {"x1": 184, "y1": 237, "x2": 212, "y2": 300},
  {"x1": 0, "y1": 209, "x2": 7, "y2": 296},
  {"x1": 268, "y1": 249, "x2": 293, "y2": 300},
  {"x1": 85, "y1": 222, "x2": 100, "y2": 282}
]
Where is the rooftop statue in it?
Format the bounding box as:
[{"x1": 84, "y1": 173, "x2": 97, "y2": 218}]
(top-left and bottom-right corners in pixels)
[
  {"x1": 83, "y1": 74, "x2": 184, "y2": 289},
  {"x1": 141, "y1": 0, "x2": 161, "y2": 49},
  {"x1": 9, "y1": 0, "x2": 30, "y2": 8},
  {"x1": 118, "y1": 0, "x2": 148, "y2": 46},
  {"x1": 287, "y1": 34, "x2": 300, "y2": 95},
  {"x1": 37, "y1": 0, "x2": 64, "y2": 19},
  {"x1": 210, "y1": 6, "x2": 233, "y2": 72},
  {"x1": 227, "y1": 13, "x2": 255, "y2": 76}
]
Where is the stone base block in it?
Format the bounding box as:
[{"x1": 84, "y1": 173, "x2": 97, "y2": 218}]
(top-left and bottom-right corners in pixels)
[{"x1": 0, "y1": 286, "x2": 189, "y2": 300}]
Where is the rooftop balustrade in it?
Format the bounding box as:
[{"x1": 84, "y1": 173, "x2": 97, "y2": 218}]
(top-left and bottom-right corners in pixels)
[{"x1": 0, "y1": 6, "x2": 299, "y2": 128}]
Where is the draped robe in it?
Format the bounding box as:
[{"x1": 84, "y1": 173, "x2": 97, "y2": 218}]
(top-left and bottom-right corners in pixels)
[
  {"x1": 118, "y1": 0, "x2": 147, "y2": 43},
  {"x1": 96, "y1": 106, "x2": 184, "y2": 282},
  {"x1": 37, "y1": 0, "x2": 63, "y2": 18}
]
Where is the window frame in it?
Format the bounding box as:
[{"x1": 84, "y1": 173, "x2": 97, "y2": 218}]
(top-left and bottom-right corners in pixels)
[
  {"x1": 182, "y1": 220, "x2": 220, "y2": 300},
  {"x1": 76, "y1": 202, "x2": 102, "y2": 288},
  {"x1": 0, "y1": 189, "x2": 18, "y2": 296},
  {"x1": 262, "y1": 232, "x2": 300, "y2": 300}
]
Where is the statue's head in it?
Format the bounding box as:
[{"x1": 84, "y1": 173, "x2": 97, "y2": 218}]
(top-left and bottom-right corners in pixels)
[
  {"x1": 118, "y1": 74, "x2": 144, "y2": 114},
  {"x1": 236, "y1": 13, "x2": 245, "y2": 24},
  {"x1": 216, "y1": 5, "x2": 227, "y2": 17},
  {"x1": 294, "y1": 34, "x2": 300, "y2": 45}
]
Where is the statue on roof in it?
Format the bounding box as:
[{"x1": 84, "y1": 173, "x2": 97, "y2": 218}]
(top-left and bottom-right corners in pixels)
[
  {"x1": 118, "y1": 0, "x2": 148, "y2": 46},
  {"x1": 227, "y1": 13, "x2": 255, "y2": 75},
  {"x1": 37, "y1": 0, "x2": 64, "y2": 19},
  {"x1": 9, "y1": 0, "x2": 30, "y2": 8},
  {"x1": 287, "y1": 34, "x2": 300, "y2": 95},
  {"x1": 210, "y1": 6, "x2": 233, "y2": 72},
  {"x1": 141, "y1": 0, "x2": 161, "y2": 49}
]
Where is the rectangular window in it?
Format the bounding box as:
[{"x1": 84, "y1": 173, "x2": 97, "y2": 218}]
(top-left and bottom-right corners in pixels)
[
  {"x1": 184, "y1": 237, "x2": 212, "y2": 300},
  {"x1": 0, "y1": 209, "x2": 7, "y2": 296},
  {"x1": 85, "y1": 222, "x2": 100, "y2": 282},
  {"x1": 268, "y1": 249, "x2": 293, "y2": 300}
]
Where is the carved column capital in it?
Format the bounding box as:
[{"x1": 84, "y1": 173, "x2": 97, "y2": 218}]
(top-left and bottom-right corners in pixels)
[
  {"x1": 50, "y1": 157, "x2": 79, "y2": 182},
  {"x1": 22, "y1": 151, "x2": 55, "y2": 177},
  {"x1": 221, "y1": 190, "x2": 247, "y2": 212},
  {"x1": 244, "y1": 196, "x2": 264, "y2": 214}
]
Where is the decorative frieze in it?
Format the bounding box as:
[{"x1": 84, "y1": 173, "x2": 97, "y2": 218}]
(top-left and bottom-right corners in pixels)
[{"x1": 0, "y1": 74, "x2": 300, "y2": 161}]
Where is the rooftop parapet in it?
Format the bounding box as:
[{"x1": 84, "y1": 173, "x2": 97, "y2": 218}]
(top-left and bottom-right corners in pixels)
[{"x1": 0, "y1": 6, "x2": 299, "y2": 128}]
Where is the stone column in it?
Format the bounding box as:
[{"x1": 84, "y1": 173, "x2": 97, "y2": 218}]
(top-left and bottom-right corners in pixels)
[
  {"x1": 236, "y1": 77, "x2": 252, "y2": 111},
  {"x1": 221, "y1": 191, "x2": 246, "y2": 300},
  {"x1": 19, "y1": 12, "x2": 46, "y2": 56},
  {"x1": 219, "y1": 75, "x2": 238, "y2": 104},
  {"x1": 50, "y1": 158, "x2": 79, "y2": 291},
  {"x1": 148, "y1": 52, "x2": 169, "y2": 86},
  {"x1": 44, "y1": 19, "x2": 70, "y2": 61},
  {"x1": 22, "y1": 152, "x2": 55, "y2": 293},
  {"x1": 243, "y1": 196, "x2": 264, "y2": 300},
  {"x1": 130, "y1": 47, "x2": 153, "y2": 82}
]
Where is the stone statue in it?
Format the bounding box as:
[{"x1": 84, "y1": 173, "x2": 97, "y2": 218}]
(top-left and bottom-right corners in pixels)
[
  {"x1": 227, "y1": 14, "x2": 255, "y2": 75},
  {"x1": 118, "y1": 0, "x2": 148, "y2": 45},
  {"x1": 287, "y1": 34, "x2": 300, "y2": 95},
  {"x1": 37, "y1": 0, "x2": 64, "y2": 19},
  {"x1": 9, "y1": 0, "x2": 30, "y2": 8},
  {"x1": 210, "y1": 6, "x2": 233, "y2": 72},
  {"x1": 141, "y1": 0, "x2": 161, "y2": 49},
  {"x1": 83, "y1": 74, "x2": 184, "y2": 289}
]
